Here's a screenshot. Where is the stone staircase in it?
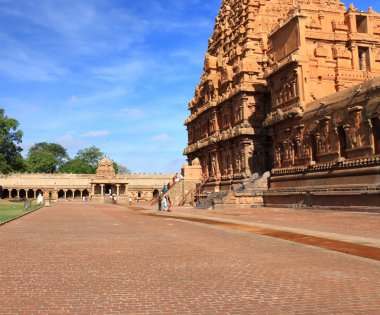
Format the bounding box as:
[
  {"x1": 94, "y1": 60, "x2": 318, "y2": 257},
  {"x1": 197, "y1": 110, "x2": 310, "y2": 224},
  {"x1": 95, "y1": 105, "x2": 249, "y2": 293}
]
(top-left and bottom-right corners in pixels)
[
  {"x1": 198, "y1": 172, "x2": 270, "y2": 209},
  {"x1": 151, "y1": 180, "x2": 184, "y2": 206}
]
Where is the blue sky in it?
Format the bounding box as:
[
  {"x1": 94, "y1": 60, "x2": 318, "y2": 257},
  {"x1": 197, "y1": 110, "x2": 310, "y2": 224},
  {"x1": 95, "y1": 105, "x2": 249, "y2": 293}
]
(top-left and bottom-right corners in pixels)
[{"x1": 0, "y1": 0, "x2": 378, "y2": 173}]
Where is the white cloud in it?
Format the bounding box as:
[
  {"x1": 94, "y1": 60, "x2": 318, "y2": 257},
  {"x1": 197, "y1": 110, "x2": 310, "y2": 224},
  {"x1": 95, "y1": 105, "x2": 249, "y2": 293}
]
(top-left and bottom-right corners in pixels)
[
  {"x1": 81, "y1": 130, "x2": 111, "y2": 138},
  {"x1": 68, "y1": 95, "x2": 78, "y2": 104},
  {"x1": 55, "y1": 133, "x2": 82, "y2": 149},
  {"x1": 151, "y1": 133, "x2": 171, "y2": 142},
  {"x1": 91, "y1": 59, "x2": 153, "y2": 82},
  {"x1": 118, "y1": 107, "x2": 146, "y2": 119},
  {"x1": 0, "y1": 32, "x2": 69, "y2": 82},
  {"x1": 66, "y1": 87, "x2": 127, "y2": 106}
]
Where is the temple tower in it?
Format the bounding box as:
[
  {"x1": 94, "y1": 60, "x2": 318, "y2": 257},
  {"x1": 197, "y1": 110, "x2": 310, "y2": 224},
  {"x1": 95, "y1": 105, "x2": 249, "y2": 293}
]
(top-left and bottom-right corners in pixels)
[{"x1": 184, "y1": 0, "x2": 380, "y2": 193}]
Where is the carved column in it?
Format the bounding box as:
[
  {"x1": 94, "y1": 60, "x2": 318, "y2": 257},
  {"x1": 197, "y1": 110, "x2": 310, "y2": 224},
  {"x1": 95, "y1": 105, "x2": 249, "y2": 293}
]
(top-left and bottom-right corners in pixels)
[
  {"x1": 212, "y1": 110, "x2": 219, "y2": 132},
  {"x1": 215, "y1": 150, "x2": 221, "y2": 179},
  {"x1": 64, "y1": 190, "x2": 67, "y2": 199},
  {"x1": 241, "y1": 94, "x2": 250, "y2": 124},
  {"x1": 33, "y1": 189, "x2": 37, "y2": 198},
  {"x1": 116, "y1": 184, "x2": 120, "y2": 196},
  {"x1": 16, "y1": 190, "x2": 20, "y2": 199},
  {"x1": 100, "y1": 184, "x2": 104, "y2": 195},
  {"x1": 343, "y1": 124, "x2": 354, "y2": 149}
]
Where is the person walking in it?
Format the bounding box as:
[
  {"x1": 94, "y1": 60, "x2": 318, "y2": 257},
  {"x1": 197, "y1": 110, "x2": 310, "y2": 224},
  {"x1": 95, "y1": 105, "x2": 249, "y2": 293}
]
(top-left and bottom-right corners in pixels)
[
  {"x1": 167, "y1": 196, "x2": 172, "y2": 212},
  {"x1": 158, "y1": 196, "x2": 162, "y2": 211},
  {"x1": 163, "y1": 196, "x2": 168, "y2": 212}
]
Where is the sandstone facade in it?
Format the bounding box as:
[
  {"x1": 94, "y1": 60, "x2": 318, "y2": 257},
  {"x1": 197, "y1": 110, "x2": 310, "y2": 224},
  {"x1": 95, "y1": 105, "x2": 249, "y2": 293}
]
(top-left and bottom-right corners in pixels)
[{"x1": 184, "y1": 0, "x2": 380, "y2": 208}]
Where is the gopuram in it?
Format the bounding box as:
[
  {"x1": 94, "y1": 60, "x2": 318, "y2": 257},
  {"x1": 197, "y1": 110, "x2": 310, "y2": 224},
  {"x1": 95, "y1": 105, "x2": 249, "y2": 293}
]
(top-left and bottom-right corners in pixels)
[{"x1": 184, "y1": 0, "x2": 380, "y2": 208}]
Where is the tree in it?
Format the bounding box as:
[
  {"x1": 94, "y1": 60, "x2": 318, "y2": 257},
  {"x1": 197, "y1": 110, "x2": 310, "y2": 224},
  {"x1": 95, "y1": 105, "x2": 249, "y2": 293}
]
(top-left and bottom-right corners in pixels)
[
  {"x1": 26, "y1": 150, "x2": 58, "y2": 173},
  {"x1": 76, "y1": 146, "x2": 104, "y2": 169},
  {"x1": 26, "y1": 142, "x2": 69, "y2": 173},
  {"x1": 0, "y1": 109, "x2": 25, "y2": 174},
  {"x1": 114, "y1": 162, "x2": 131, "y2": 175},
  {"x1": 59, "y1": 158, "x2": 94, "y2": 174}
]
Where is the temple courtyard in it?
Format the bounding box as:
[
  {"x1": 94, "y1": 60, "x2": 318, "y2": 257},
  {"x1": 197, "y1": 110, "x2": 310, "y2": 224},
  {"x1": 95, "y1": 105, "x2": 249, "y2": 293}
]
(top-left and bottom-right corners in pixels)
[{"x1": 0, "y1": 203, "x2": 380, "y2": 314}]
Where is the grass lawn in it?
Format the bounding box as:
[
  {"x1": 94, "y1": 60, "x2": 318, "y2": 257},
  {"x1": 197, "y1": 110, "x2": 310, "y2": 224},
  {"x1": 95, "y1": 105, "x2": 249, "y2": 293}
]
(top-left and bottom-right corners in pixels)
[{"x1": 0, "y1": 200, "x2": 38, "y2": 223}]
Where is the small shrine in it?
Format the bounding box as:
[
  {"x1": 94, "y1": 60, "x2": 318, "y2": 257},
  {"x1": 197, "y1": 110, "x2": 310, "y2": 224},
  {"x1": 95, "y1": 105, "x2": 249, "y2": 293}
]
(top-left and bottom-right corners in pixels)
[
  {"x1": 95, "y1": 157, "x2": 116, "y2": 180},
  {"x1": 91, "y1": 157, "x2": 126, "y2": 198}
]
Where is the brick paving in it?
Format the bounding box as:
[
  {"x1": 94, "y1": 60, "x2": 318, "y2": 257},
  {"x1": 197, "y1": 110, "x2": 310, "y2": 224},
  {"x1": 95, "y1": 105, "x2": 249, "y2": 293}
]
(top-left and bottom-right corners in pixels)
[
  {"x1": 0, "y1": 203, "x2": 380, "y2": 314},
  {"x1": 150, "y1": 203, "x2": 380, "y2": 240}
]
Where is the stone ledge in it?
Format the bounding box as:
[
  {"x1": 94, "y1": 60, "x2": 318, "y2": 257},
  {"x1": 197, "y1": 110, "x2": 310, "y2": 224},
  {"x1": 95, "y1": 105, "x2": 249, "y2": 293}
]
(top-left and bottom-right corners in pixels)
[{"x1": 272, "y1": 156, "x2": 380, "y2": 176}]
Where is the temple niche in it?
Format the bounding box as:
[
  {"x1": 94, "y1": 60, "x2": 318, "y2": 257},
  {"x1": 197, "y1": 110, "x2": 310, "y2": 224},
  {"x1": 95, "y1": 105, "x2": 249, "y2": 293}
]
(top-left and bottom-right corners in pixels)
[{"x1": 184, "y1": 0, "x2": 380, "y2": 208}]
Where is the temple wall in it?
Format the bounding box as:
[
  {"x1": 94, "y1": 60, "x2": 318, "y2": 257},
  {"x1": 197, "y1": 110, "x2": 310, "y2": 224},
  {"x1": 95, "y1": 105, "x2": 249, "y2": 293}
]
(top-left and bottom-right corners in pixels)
[
  {"x1": 0, "y1": 174, "x2": 92, "y2": 187},
  {"x1": 0, "y1": 173, "x2": 174, "y2": 202}
]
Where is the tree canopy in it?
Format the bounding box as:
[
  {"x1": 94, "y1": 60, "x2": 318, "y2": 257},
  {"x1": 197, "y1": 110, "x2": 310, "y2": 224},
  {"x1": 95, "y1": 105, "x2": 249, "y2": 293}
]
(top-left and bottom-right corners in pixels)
[
  {"x1": 114, "y1": 163, "x2": 131, "y2": 175},
  {"x1": 0, "y1": 116, "x2": 132, "y2": 175},
  {"x1": 26, "y1": 142, "x2": 69, "y2": 173},
  {"x1": 59, "y1": 158, "x2": 95, "y2": 174},
  {"x1": 76, "y1": 146, "x2": 104, "y2": 168},
  {"x1": 59, "y1": 145, "x2": 132, "y2": 174},
  {"x1": 0, "y1": 109, "x2": 25, "y2": 173},
  {"x1": 59, "y1": 146, "x2": 105, "y2": 174}
]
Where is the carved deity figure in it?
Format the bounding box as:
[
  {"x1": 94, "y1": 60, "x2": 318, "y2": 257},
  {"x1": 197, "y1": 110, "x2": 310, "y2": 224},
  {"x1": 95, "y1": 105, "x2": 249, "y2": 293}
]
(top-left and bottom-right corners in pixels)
[
  {"x1": 302, "y1": 143, "x2": 310, "y2": 157},
  {"x1": 236, "y1": 152, "x2": 242, "y2": 173},
  {"x1": 347, "y1": 129, "x2": 357, "y2": 149},
  {"x1": 211, "y1": 156, "x2": 217, "y2": 176},
  {"x1": 275, "y1": 147, "x2": 282, "y2": 167}
]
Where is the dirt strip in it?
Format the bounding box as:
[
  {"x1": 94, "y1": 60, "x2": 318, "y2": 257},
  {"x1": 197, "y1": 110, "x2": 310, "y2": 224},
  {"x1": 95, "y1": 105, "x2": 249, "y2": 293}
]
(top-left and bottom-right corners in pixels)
[{"x1": 145, "y1": 212, "x2": 380, "y2": 262}]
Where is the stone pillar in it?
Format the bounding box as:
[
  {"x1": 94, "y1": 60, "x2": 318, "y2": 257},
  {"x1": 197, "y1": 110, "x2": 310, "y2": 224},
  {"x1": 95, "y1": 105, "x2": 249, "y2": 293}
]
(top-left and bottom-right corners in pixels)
[
  {"x1": 116, "y1": 184, "x2": 120, "y2": 196},
  {"x1": 52, "y1": 191, "x2": 58, "y2": 200},
  {"x1": 80, "y1": 190, "x2": 83, "y2": 198},
  {"x1": 100, "y1": 184, "x2": 104, "y2": 195},
  {"x1": 124, "y1": 184, "x2": 128, "y2": 195},
  {"x1": 33, "y1": 190, "x2": 37, "y2": 198},
  {"x1": 91, "y1": 184, "x2": 95, "y2": 195},
  {"x1": 212, "y1": 110, "x2": 219, "y2": 132},
  {"x1": 351, "y1": 46, "x2": 359, "y2": 70},
  {"x1": 368, "y1": 47, "x2": 375, "y2": 71},
  {"x1": 16, "y1": 190, "x2": 20, "y2": 199},
  {"x1": 241, "y1": 94, "x2": 250, "y2": 124},
  {"x1": 64, "y1": 190, "x2": 67, "y2": 199}
]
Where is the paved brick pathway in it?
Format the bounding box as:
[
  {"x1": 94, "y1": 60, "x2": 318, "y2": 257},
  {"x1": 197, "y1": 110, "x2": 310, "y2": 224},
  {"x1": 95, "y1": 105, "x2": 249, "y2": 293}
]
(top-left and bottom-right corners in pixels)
[{"x1": 0, "y1": 203, "x2": 380, "y2": 314}]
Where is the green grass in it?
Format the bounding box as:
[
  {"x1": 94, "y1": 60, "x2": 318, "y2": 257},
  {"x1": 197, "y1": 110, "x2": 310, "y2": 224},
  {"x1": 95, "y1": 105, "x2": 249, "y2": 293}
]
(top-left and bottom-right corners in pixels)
[{"x1": 0, "y1": 201, "x2": 38, "y2": 223}]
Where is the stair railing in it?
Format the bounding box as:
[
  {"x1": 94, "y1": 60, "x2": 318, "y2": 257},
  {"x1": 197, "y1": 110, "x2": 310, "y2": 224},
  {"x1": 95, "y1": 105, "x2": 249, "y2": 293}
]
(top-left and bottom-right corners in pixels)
[{"x1": 178, "y1": 177, "x2": 208, "y2": 206}]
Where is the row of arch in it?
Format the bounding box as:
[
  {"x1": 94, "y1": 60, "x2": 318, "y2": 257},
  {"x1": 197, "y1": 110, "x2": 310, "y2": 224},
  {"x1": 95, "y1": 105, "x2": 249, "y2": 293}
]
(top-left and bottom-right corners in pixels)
[
  {"x1": 0, "y1": 189, "x2": 90, "y2": 200},
  {"x1": 1, "y1": 189, "x2": 43, "y2": 199},
  {"x1": 57, "y1": 189, "x2": 90, "y2": 199},
  {"x1": 1, "y1": 186, "x2": 162, "y2": 201}
]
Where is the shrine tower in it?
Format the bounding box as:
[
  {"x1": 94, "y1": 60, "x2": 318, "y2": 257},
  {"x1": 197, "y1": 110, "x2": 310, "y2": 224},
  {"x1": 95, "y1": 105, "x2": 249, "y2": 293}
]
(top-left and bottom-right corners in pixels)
[{"x1": 184, "y1": 0, "x2": 380, "y2": 203}]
